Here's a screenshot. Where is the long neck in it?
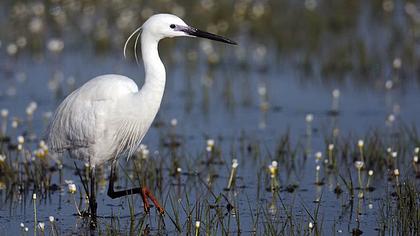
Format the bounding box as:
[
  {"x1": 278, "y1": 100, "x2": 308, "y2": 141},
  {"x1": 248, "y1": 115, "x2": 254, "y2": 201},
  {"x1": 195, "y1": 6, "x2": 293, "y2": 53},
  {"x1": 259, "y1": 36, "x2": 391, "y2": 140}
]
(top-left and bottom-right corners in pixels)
[{"x1": 138, "y1": 32, "x2": 166, "y2": 112}]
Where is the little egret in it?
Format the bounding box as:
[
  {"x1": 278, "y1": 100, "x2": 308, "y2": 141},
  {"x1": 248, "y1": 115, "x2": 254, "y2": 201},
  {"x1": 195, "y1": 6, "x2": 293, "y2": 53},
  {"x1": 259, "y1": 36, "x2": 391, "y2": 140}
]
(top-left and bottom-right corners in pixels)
[{"x1": 46, "y1": 13, "x2": 236, "y2": 226}]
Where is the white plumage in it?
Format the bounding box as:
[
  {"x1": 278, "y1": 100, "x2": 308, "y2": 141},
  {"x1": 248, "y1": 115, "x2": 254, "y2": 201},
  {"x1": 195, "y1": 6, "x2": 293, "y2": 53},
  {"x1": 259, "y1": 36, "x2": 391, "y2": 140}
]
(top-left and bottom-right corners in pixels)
[
  {"x1": 45, "y1": 14, "x2": 236, "y2": 220},
  {"x1": 46, "y1": 13, "x2": 236, "y2": 167},
  {"x1": 47, "y1": 75, "x2": 153, "y2": 166}
]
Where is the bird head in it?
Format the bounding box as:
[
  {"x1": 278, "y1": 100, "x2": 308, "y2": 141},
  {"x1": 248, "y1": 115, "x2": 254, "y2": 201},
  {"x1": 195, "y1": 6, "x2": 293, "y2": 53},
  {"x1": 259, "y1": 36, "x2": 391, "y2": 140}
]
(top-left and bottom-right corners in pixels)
[{"x1": 141, "y1": 14, "x2": 237, "y2": 45}]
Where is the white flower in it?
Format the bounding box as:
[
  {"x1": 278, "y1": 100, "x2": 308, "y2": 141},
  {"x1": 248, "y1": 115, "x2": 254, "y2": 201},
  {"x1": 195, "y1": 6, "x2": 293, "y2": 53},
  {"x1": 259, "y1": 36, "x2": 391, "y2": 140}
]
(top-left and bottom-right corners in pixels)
[
  {"x1": 385, "y1": 80, "x2": 393, "y2": 90},
  {"x1": 305, "y1": 114, "x2": 314, "y2": 123},
  {"x1": 17, "y1": 136, "x2": 25, "y2": 144},
  {"x1": 38, "y1": 222, "x2": 45, "y2": 231},
  {"x1": 49, "y1": 216, "x2": 55, "y2": 222},
  {"x1": 195, "y1": 220, "x2": 201, "y2": 228},
  {"x1": 47, "y1": 38, "x2": 64, "y2": 53},
  {"x1": 316, "y1": 165, "x2": 320, "y2": 171},
  {"x1": 68, "y1": 183, "x2": 76, "y2": 194},
  {"x1": 29, "y1": 17, "x2": 43, "y2": 33},
  {"x1": 387, "y1": 114, "x2": 395, "y2": 123},
  {"x1": 354, "y1": 161, "x2": 364, "y2": 170},
  {"x1": 393, "y1": 57, "x2": 402, "y2": 69},
  {"x1": 24, "y1": 227, "x2": 28, "y2": 232},
  {"x1": 39, "y1": 140, "x2": 47, "y2": 149},
  {"x1": 170, "y1": 118, "x2": 178, "y2": 126},
  {"x1": 138, "y1": 144, "x2": 149, "y2": 159},
  {"x1": 271, "y1": 161, "x2": 278, "y2": 167},
  {"x1": 268, "y1": 161, "x2": 278, "y2": 176},
  {"x1": 413, "y1": 156, "x2": 418, "y2": 163},
  {"x1": 391, "y1": 152, "x2": 397, "y2": 158},
  {"x1": 206, "y1": 139, "x2": 215, "y2": 147},
  {"x1": 415, "y1": 147, "x2": 419, "y2": 154},
  {"x1": 315, "y1": 152, "x2": 322, "y2": 160},
  {"x1": 0, "y1": 109, "x2": 8, "y2": 117},
  {"x1": 258, "y1": 84, "x2": 267, "y2": 96},
  {"x1": 309, "y1": 222, "x2": 314, "y2": 229},
  {"x1": 232, "y1": 159, "x2": 238, "y2": 168},
  {"x1": 394, "y1": 169, "x2": 400, "y2": 176},
  {"x1": 0, "y1": 154, "x2": 6, "y2": 162},
  {"x1": 6, "y1": 43, "x2": 18, "y2": 55},
  {"x1": 20, "y1": 223, "x2": 24, "y2": 228},
  {"x1": 368, "y1": 170, "x2": 374, "y2": 176},
  {"x1": 32, "y1": 193, "x2": 37, "y2": 200},
  {"x1": 28, "y1": 101, "x2": 37, "y2": 111},
  {"x1": 26, "y1": 107, "x2": 34, "y2": 116},
  {"x1": 17, "y1": 37, "x2": 27, "y2": 48},
  {"x1": 332, "y1": 89, "x2": 340, "y2": 98},
  {"x1": 138, "y1": 144, "x2": 147, "y2": 151},
  {"x1": 357, "y1": 140, "x2": 364, "y2": 148},
  {"x1": 141, "y1": 148, "x2": 149, "y2": 158},
  {"x1": 328, "y1": 144, "x2": 334, "y2": 151}
]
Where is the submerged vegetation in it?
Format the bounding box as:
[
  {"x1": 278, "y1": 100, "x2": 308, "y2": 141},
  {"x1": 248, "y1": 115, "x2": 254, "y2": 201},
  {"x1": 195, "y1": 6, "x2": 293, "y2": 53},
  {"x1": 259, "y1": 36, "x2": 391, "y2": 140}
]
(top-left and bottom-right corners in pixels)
[{"x1": 1, "y1": 111, "x2": 420, "y2": 234}]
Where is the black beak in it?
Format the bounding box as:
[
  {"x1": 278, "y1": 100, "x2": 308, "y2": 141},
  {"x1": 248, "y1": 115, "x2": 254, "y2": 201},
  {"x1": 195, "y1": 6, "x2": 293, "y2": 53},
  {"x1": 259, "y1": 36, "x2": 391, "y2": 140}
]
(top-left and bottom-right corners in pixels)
[{"x1": 180, "y1": 26, "x2": 237, "y2": 45}]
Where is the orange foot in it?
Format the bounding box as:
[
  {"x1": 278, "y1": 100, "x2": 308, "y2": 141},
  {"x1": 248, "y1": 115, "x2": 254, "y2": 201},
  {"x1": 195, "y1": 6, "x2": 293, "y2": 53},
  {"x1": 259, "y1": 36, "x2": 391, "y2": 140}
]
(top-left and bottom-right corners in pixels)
[{"x1": 140, "y1": 186, "x2": 165, "y2": 215}]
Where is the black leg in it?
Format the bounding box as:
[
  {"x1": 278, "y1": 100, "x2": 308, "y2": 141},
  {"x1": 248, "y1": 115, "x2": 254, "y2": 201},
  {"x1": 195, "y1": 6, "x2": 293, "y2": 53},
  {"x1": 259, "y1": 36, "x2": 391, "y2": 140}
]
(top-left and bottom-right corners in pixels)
[
  {"x1": 74, "y1": 162, "x2": 89, "y2": 200},
  {"x1": 89, "y1": 167, "x2": 97, "y2": 229},
  {"x1": 107, "y1": 162, "x2": 142, "y2": 198},
  {"x1": 107, "y1": 161, "x2": 164, "y2": 214}
]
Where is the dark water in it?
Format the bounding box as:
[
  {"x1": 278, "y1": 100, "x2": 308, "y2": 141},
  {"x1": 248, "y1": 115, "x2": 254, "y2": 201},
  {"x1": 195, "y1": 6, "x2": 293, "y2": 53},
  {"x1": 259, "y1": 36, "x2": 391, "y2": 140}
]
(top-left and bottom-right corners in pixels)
[{"x1": 1, "y1": 0, "x2": 420, "y2": 235}]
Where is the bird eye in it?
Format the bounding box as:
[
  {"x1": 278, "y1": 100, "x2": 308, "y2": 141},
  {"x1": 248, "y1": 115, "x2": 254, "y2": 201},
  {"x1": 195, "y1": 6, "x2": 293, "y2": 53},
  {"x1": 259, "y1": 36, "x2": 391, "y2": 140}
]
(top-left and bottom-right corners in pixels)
[{"x1": 170, "y1": 24, "x2": 175, "y2": 29}]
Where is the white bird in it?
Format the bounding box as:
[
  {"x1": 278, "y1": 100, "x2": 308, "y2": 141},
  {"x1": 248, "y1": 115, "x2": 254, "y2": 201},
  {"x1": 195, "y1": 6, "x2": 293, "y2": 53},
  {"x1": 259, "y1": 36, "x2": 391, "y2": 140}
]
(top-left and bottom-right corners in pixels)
[{"x1": 46, "y1": 13, "x2": 236, "y2": 226}]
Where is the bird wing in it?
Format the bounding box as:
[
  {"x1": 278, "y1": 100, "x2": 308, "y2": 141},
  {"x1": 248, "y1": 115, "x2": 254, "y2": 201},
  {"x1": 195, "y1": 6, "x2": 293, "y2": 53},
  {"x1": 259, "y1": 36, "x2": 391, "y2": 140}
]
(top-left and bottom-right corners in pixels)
[
  {"x1": 46, "y1": 87, "x2": 97, "y2": 152},
  {"x1": 46, "y1": 75, "x2": 139, "y2": 156}
]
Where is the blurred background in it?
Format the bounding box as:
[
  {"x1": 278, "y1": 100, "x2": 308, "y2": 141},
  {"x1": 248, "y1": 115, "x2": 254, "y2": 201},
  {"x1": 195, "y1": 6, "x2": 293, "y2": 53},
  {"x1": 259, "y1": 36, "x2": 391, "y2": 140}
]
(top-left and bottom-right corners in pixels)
[
  {"x1": 1, "y1": 0, "x2": 420, "y2": 234},
  {"x1": 1, "y1": 0, "x2": 419, "y2": 130},
  {"x1": 2, "y1": 0, "x2": 420, "y2": 81},
  {"x1": 2, "y1": 0, "x2": 420, "y2": 72}
]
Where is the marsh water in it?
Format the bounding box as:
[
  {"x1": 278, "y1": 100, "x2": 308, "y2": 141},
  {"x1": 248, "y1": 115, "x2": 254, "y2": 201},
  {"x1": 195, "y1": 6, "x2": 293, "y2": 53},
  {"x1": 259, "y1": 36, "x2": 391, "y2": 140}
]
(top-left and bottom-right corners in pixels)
[{"x1": 1, "y1": 0, "x2": 420, "y2": 235}]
